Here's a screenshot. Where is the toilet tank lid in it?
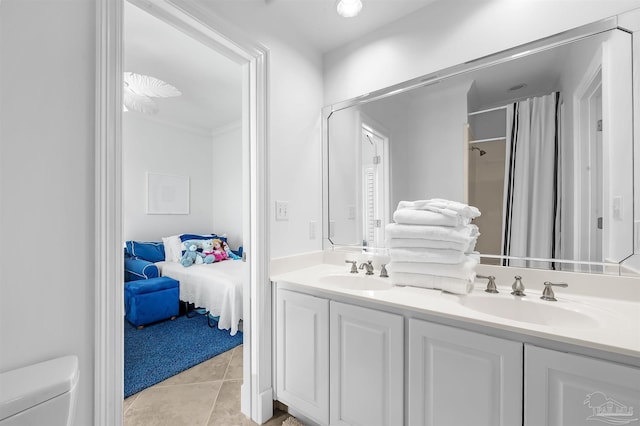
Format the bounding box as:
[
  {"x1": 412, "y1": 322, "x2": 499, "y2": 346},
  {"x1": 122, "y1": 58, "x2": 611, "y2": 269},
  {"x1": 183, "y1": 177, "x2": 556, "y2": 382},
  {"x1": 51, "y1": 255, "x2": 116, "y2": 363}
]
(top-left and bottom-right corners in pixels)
[{"x1": 0, "y1": 355, "x2": 79, "y2": 421}]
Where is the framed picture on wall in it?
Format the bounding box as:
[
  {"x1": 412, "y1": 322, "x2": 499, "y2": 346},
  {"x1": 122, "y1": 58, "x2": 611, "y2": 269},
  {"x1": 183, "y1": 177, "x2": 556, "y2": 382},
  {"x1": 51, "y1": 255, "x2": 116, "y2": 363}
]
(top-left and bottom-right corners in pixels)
[{"x1": 146, "y1": 172, "x2": 190, "y2": 214}]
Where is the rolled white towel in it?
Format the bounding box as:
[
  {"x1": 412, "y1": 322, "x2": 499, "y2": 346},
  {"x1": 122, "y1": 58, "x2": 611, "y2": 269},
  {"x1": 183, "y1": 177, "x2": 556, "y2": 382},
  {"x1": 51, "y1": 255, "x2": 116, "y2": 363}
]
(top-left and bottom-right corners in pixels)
[
  {"x1": 390, "y1": 272, "x2": 474, "y2": 294},
  {"x1": 386, "y1": 223, "x2": 479, "y2": 244},
  {"x1": 393, "y1": 209, "x2": 471, "y2": 227},
  {"x1": 397, "y1": 199, "x2": 481, "y2": 219},
  {"x1": 387, "y1": 237, "x2": 469, "y2": 252},
  {"x1": 388, "y1": 247, "x2": 466, "y2": 264},
  {"x1": 388, "y1": 256, "x2": 478, "y2": 280}
]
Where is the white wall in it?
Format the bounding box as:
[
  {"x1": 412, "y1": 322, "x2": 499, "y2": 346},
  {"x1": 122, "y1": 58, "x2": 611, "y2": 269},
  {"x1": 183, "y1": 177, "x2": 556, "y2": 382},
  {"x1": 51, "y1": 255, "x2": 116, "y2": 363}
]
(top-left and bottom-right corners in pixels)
[
  {"x1": 122, "y1": 115, "x2": 216, "y2": 242},
  {"x1": 404, "y1": 83, "x2": 469, "y2": 201},
  {"x1": 0, "y1": 1, "x2": 95, "y2": 425},
  {"x1": 195, "y1": 6, "x2": 325, "y2": 258},
  {"x1": 266, "y1": 39, "x2": 324, "y2": 258},
  {"x1": 327, "y1": 107, "x2": 359, "y2": 244},
  {"x1": 211, "y1": 122, "x2": 243, "y2": 250},
  {"x1": 324, "y1": 0, "x2": 640, "y2": 105}
]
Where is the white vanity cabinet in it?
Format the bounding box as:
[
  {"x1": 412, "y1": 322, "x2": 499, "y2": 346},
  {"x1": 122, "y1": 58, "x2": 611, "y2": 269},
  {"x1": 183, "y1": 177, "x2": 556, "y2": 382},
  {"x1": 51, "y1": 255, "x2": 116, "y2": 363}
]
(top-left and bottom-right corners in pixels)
[
  {"x1": 275, "y1": 289, "x2": 404, "y2": 426},
  {"x1": 274, "y1": 283, "x2": 640, "y2": 426},
  {"x1": 408, "y1": 319, "x2": 523, "y2": 426},
  {"x1": 275, "y1": 289, "x2": 330, "y2": 425},
  {"x1": 524, "y1": 345, "x2": 640, "y2": 426},
  {"x1": 329, "y1": 301, "x2": 404, "y2": 426}
]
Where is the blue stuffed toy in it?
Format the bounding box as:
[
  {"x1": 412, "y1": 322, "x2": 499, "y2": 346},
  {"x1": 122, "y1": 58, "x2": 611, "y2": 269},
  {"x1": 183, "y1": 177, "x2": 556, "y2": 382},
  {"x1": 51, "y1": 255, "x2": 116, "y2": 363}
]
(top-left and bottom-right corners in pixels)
[
  {"x1": 180, "y1": 240, "x2": 204, "y2": 267},
  {"x1": 200, "y1": 239, "x2": 216, "y2": 264}
]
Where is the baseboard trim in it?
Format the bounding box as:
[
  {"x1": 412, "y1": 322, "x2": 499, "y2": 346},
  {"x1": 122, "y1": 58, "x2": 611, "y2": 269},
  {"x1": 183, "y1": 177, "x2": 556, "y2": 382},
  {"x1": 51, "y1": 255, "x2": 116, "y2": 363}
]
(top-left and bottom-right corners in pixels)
[{"x1": 255, "y1": 387, "x2": 274, "y2": 424}]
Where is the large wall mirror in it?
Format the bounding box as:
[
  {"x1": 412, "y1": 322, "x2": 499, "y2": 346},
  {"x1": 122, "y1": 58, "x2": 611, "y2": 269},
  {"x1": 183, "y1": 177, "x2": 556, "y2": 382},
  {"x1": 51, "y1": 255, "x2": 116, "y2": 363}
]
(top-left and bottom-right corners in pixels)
[{"x1": 324, "y1": 16, "x2": 638, "y2": 275}]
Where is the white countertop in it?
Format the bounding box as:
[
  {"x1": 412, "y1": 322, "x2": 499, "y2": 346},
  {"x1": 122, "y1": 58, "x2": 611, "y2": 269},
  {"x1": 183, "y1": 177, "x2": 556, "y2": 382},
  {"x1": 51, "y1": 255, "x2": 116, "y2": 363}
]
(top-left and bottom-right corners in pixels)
[{"x1": 272, "y1": 261, "x2": 640, "y2": 361}]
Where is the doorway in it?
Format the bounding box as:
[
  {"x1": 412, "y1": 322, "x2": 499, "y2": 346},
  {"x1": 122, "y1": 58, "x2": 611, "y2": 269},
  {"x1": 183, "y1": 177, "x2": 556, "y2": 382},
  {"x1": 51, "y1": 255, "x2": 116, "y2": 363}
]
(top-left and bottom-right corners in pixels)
[
  {"x1": 95, "y1": 1, "x2": 270, "y2": 425},
  {"x1": 122, "y1": 0, "x2": 244, "y2": 406},
  {"x1": 575, "y1": 68, "x2": 603, "y2": 265},
  {"x1": 360, "y1": 125, "x2": 389, "y2": 249}
]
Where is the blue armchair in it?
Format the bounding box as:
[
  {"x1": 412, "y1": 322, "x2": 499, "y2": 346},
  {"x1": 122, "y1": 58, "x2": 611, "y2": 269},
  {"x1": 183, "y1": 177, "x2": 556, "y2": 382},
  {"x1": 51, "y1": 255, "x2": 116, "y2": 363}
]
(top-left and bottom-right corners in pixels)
[{"x1": 123, "y1": 241, "x2": 179, "y2": 328}]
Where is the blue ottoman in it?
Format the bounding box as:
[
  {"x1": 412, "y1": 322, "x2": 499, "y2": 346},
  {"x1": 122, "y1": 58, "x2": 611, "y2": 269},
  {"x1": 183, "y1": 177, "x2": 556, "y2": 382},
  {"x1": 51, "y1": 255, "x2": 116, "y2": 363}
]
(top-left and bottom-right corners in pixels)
[{"x1": 125, "y1": 277, "x2": 179, "y2": 328}]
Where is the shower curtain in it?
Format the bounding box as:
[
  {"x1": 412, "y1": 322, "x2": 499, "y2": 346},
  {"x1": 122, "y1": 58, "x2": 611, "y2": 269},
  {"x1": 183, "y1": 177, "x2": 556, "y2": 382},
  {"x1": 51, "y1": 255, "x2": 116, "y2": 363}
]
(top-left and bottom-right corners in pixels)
[{"x1": 502, "y1": 92, "x2": 561, "y2": 268}]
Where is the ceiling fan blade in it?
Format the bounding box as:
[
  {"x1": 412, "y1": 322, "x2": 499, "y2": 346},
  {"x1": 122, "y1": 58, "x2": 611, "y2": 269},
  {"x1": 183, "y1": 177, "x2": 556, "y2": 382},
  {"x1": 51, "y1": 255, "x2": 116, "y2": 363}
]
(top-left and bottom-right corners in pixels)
[
  {"x1": 123, "y1": 90, "x2": 159, "y2": 115},
  {"x1": 124, "y1": 72, "x2": 182, "y2": 98}
]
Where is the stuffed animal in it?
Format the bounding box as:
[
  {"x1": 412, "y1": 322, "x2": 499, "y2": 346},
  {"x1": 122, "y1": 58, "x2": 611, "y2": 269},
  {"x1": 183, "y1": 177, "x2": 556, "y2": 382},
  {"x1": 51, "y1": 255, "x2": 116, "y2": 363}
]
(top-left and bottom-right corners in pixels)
[
  {"x1": 180, "y1": 240, "x2": 204, "y2": 267},
  {"x1": 201, "y1": 239, "x2": 216, "y2": 264},
  {"x1": 211, "y1": 238, "x2": 229, "y2": 262},
  {"x1": 223, "y1": 240, "x2": 241, "y2": 260}
]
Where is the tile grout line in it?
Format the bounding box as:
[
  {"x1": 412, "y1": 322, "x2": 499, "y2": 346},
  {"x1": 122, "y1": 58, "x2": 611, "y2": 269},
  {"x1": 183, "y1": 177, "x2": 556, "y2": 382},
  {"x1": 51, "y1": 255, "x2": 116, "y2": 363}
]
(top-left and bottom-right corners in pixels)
[
  {"x1": 123, "y1": 393, "x2": 139, "y2": 417},
  {"x1": 204, "y1": 349, "x2": 234, "y2": 425},
  {"x1": 222, "y1": 346, "x2": 235, "y2": 381}
]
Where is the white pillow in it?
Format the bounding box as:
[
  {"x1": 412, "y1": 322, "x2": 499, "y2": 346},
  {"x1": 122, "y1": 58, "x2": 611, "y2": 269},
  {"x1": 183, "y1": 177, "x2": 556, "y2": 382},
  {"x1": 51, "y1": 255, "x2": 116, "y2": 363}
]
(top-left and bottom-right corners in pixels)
[{"x1": 162, "y1": 235, "x2": 183, "y2": 262}]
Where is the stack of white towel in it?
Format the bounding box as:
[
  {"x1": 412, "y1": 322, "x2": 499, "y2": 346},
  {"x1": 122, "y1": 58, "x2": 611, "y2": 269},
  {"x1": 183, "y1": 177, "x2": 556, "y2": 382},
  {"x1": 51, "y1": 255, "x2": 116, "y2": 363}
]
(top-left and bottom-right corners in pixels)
[{"x1": 386, "y1": 199, "x2": 481, "y2": 294}]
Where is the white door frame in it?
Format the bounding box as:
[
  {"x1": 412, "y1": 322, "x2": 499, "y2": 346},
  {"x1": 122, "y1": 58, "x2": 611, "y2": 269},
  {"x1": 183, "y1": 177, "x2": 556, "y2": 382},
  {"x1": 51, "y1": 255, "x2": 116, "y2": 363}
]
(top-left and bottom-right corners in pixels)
[
  {"x1": 572, "y1": 48, "x2": 602, "y2": 263},
  {"x1": 95, "y1": 1, "x2": 271, "y2": 425},
  {"x1": 355, "y1": 112, "x2": 390, "y2": 249}
]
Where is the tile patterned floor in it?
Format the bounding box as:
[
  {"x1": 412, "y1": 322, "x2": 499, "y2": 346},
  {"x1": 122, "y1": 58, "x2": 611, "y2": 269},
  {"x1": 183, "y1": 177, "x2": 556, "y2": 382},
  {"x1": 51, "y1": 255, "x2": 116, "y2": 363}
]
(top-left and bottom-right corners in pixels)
[{"x1": 124, "y1": 345, "x2": 291, "y2": 426}]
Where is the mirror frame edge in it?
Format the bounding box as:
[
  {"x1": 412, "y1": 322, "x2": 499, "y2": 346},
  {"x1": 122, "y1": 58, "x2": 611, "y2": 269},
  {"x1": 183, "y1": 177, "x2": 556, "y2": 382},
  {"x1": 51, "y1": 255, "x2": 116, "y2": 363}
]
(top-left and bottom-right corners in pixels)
[{"x1": 619, "y1": 7, "x2": 640, "y2": 275}]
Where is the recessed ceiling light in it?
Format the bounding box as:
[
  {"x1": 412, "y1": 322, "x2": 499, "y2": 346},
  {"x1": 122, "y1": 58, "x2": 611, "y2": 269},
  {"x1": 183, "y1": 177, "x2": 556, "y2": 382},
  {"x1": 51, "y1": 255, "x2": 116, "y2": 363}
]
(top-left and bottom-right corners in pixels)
[{"x1": 337, "y1": 0, "x2": 363, "y2": 18}]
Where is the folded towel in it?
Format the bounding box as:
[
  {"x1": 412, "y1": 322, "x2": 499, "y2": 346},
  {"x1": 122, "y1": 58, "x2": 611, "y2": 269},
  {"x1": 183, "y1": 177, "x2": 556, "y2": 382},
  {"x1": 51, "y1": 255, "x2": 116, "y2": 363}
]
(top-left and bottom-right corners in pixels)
[
  {"x1": 391, "y1": 272, "x2": 474, "y2": 294},
  {"x1": 397, "y1": 199, "x2": 481, "y2": 219},
  {"x1": 466, "y1": 237, "x2": 478, "y2": 253},
  {"x1": 387, "y1": 237, "x2": 470, "y2": 252},
  {"x1": 388, "y1": 247, "x2": 466, "y2": 264},
  {"x1": 393, "y1": 209, "x2": 471, "y2": 227},
  {"x1": 386, "y1": 223, "x2": 479, "y2": 244},
  {"x1": 388, "y1": 256, "x2": 478, "y2": 280}
]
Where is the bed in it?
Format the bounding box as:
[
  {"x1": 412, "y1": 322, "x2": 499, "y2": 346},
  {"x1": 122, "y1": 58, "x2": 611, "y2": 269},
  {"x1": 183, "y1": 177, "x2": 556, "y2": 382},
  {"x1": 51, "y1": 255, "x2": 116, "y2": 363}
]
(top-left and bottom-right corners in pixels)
[{"x1": 156, "y1": 259, "x2": 244, "y2": 336}]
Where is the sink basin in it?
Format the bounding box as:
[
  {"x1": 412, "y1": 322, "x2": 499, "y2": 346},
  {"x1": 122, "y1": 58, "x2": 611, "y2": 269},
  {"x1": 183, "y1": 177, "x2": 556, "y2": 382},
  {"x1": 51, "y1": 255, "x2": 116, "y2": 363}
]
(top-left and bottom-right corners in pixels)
[
  {"x1": 459, "y1": 295, "x2": 600, "y2": 329},
  {"x1": 319, "y1": 274, "x2": 393, "y2": 291}
]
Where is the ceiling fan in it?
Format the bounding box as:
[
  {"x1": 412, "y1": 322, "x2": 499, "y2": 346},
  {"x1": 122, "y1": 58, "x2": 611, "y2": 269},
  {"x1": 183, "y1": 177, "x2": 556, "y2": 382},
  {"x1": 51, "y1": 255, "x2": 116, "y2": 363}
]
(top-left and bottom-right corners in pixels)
[{"x1": 123, "y1": 72, "x2": 181, "y2": 115}]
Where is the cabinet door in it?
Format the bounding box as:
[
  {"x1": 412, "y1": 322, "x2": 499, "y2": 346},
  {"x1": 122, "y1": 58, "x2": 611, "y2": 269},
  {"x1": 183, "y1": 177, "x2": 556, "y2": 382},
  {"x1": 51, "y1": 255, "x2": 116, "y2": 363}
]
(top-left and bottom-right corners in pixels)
[
  {"x1": 408, "y1": 319, "x2": 523, "y2": 426},
  {"x1": 329, "y1": 301, "x2": 403, "y2": 426},
  {"x1": 276, "y1": 289, "x2": 329, "y2": 425},
  {"x1": 525, "y1": 344, "x2": 640, "y2": 426}
]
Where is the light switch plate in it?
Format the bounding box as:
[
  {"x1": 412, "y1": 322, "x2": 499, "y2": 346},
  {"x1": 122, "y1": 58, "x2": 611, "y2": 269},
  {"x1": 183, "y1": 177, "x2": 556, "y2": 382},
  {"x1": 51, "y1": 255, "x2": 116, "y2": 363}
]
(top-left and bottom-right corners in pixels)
[
  {"x1": 309, "y1": 220, "x2": 317, "y2": 239},
  {"x1": 276, "y1": 201, "x2": 289, "y2": 220}
]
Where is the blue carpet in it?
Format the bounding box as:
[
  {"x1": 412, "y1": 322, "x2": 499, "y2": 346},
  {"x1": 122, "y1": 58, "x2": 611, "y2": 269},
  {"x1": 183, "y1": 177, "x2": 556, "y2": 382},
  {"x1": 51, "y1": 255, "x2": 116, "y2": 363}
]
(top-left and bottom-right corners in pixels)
[{"x1": 124, "y1": 314, "x2": 243, "y2": 398}]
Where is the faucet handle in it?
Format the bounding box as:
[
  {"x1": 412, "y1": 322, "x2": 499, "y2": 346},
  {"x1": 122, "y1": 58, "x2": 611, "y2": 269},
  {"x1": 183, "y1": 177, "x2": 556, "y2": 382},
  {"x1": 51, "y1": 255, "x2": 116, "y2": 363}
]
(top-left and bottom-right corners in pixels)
[
  {"x1": 380, "y1": 264, "x2": 389, "y2": 278},
  {"x1": 345, "y1": 260, "x2": 358, "y2": 274},
  {"x1": 540, "y1": 281, "x2": 568, "y2": 301},
  {"x1": 511, "y1": 275, "x2": 525, "y2": 296},
  {"x1": 477, "y1": 274, "x2": 498, "y2": 293}
]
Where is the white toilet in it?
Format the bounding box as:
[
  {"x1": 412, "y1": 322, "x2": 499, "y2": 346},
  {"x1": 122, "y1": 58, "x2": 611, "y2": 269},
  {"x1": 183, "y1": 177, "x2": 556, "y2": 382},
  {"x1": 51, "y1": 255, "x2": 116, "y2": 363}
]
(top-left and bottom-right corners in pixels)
[{"x1": 0, "y1": 355, "x2": 79, "y2": 426}]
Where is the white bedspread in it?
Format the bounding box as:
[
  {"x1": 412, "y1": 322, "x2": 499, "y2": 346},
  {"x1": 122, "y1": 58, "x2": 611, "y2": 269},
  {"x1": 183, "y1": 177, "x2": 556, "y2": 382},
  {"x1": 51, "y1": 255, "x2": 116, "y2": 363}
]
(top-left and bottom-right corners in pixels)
[{"x1": 156, "y1": 260, "x2": 244, "y2": 336}]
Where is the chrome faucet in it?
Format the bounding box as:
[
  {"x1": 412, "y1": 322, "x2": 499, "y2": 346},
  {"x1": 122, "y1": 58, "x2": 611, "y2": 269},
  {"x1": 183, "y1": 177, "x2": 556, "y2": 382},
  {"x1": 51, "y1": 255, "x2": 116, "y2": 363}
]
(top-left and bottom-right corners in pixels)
[
  {"x1": 540, "y1": 281, "x2": 568, "y2": 301},
  {"x1": 511, "y1": 275, "x2": 526, "y2": 296},
  {"x1": 345, "y1": 260, "x2": 358, "y2": 274},
  {"x1": 477, "y1": 274, "x2": 498, "y2": 293},
  {"x1": 359, "y1": 260, "x2": 374, "y2": 275}
]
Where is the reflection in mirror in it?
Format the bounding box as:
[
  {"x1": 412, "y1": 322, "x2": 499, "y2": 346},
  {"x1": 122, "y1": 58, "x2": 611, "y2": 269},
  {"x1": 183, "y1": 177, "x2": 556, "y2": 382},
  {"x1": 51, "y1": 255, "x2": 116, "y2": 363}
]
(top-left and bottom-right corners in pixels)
[{"x1": 327, "y1": 27, "x2": 634, "y2": 274}]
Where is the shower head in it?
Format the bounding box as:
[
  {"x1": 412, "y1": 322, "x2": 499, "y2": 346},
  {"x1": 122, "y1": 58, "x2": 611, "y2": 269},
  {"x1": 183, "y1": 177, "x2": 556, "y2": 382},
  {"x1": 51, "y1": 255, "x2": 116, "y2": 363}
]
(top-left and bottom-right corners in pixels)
[{"x1": 470, "y1": 146, "x2": 487, "y2": 156}]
